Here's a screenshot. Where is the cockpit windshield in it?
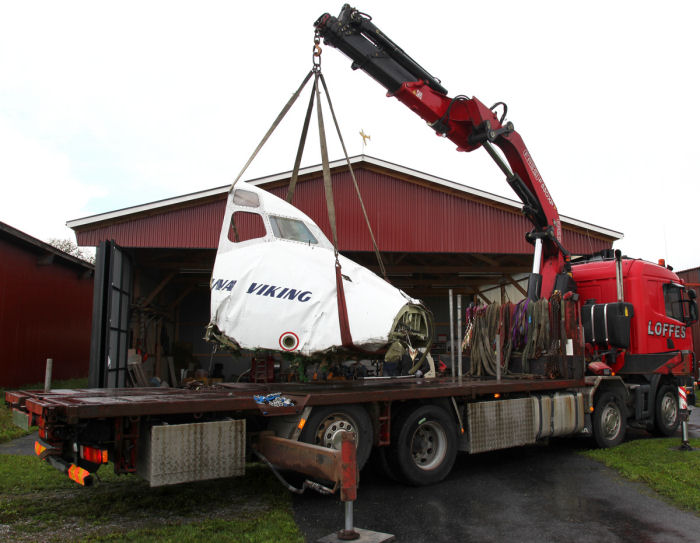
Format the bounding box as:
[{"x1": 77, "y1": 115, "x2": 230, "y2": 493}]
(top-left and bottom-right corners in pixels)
[{"x1": 269, "y1": 216, "x2": 318, "y2": 244}]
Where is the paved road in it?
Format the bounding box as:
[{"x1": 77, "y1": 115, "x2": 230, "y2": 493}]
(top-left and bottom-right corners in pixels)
[
  {"x1": 0, "y1": 431, "x2": 38, "y2": 455},
  {"x1": 294, "y1": 410, "x2": 700, "y2": 543}
]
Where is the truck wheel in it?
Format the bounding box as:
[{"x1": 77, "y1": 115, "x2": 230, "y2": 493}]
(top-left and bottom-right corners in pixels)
[
  {"x1": 388, "y1": 404, "x2": 457, "y2": 486},
  {"x1": 369, "y1": 446, "x2": 401, "y2": 482},
  {"x1": 652, "y1": 384, "x2": 679, "y2": 436},
  {"x1": 299, "y1": 405, "x2": 372, "y2": 470},
  {"x1": 593, "y1": 391, "x2": 626, "y2": 448}
]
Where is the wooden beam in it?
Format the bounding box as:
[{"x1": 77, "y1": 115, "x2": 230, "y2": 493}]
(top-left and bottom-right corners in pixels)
[
  {"x1": 139, "y1": 272, "x2": 176, "y2": 308},
  {"x1": 167, "y1": 285, "x2": 197, "y2": 312},
  {"x1": 367, "y1": 264, "x2": 529, "y2": 275},
  {"x1": 472, "y1": 254, "x2": 500, "y2": 266},
  {"x1": 472, "y1": 287, "x2": 492, "y2": 305},
  {"x1": 390, "y1": 278, "x2": 506, "y2": 288},
  {"x1": 504, "y1": 274, "x2": 528, "y2": 297}
]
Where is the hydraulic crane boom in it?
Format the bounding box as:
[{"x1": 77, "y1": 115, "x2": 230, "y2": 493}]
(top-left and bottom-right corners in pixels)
[{"x1": 314, "y1": 5, "x2": 572, "y2": 299}]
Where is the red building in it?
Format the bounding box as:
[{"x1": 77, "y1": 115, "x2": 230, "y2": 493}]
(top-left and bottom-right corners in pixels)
[
  {"x1": 677, "y1": 266, "x2": 700, "y2": 364},
  {"x1": 68, "y1": 156, "x2": 621, "y2": 385},
  {"x1": 0, "y1": 222, "x2": 93, "y2": 388}
]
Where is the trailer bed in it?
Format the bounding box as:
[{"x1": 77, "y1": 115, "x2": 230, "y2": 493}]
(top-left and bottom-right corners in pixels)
[{"x1": 5, "y1": 375, "x2": 587, "y2": 424}]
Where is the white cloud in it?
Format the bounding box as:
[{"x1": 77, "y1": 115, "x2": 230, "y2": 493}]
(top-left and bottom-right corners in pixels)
[
  {"x1": 0, "y1": 117, "x2": 106, "y2": 243},
  {"x1": 0, "y1": 0, "x2": 698, "y2": 270}
]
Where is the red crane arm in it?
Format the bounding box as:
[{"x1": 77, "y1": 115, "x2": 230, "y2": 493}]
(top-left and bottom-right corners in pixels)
[{"x1": 314, "y1": 5, "x2": 570, "y2": 299}]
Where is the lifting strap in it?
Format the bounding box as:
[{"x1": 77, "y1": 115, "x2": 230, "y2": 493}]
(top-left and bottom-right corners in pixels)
[
  {"x1": 227, "y1": 39, "x2": 389, "y2": 350},
  {"x1": 315, "y1": 78, "x2": 340, "y2": 250},
  {"x1": 284, "y1": 73, "x2": 388, "y2": 281},
  {"x1": 286, "y1": 74, "x2": 318, "y2": 204},
  {"x1": 314, "y1": 72, "x2": 353, "y2": 347},
  {"x1": 319, "y1": 74, "x2": 388, "y2": 281},
  {"x1": 229, "y1": 70, "x2": 314, "y2": 192}
]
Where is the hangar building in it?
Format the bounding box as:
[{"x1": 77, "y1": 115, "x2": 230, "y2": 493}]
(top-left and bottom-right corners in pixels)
[{"x1": 68, "y1": 156, "x2": 621, "y2": 386}]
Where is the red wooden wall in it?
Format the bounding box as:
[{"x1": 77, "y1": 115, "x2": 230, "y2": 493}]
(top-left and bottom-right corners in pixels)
[{"x1": 0, "y1": 237, "x2": 93, "y2": 388}]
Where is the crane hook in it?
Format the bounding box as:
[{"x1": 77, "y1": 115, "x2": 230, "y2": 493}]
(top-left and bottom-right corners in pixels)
[{"x1": 313, "y1": 33, "x2": 322, "y2": 69}]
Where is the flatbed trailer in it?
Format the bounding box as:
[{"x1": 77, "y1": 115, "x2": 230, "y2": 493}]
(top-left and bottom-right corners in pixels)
[
  {"x1": 6, "y1": 376, "x2": 586, "y2": 423},
  {"x1": 6, "y1": 368, "x2": 611, "y2": 491}
]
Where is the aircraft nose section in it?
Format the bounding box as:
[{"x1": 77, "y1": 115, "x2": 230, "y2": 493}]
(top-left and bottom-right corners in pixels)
[
  {"x1": 207, "y1": 180, "x2": 435, "y2": 363},
  {"x1": 389, "y1": 303, "x2": 434, "y2": 349}
]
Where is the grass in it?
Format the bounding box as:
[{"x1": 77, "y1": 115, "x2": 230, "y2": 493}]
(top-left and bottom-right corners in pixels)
[
  {"x1": 0, "y1": 456, "x2": 303, "y2": 542},
  {"x1": 76, "y1": 512, "x2": 303, "y2": 543},
  {"x1": 0, "y1": 408, "x2": 32, "y2": 443},
  {"x1": 581, "y1": 437, "x2": 700, "y2": 512}
]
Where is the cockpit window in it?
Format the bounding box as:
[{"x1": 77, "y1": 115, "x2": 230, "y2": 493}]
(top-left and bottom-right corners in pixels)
[
  {"x1": 663, "y1": 283, "x2": 685, "y2": 321},
  {"x1": 233, "y1": 189, "x2": 260, "y2": 208},
  {"x1": 229, "y1": 211, "x2": 266, "y2": 243},
  {"x1": 269, "y1": 216, "x2": 318, "y2": 244}
]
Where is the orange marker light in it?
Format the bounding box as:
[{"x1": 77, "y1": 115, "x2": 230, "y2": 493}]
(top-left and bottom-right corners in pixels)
[
  {"x1": 297, "y1": 418, "x2": 307, "y2": 430},
  {"x1": 68, "y1": 464, "x2": 91, "y2": 486},
  {"x1": 34, "y1": 441, "x2": 46, "y2": 457},
  {"x1": 494, "y1": 393, "x2": 501, "y2": 399}
]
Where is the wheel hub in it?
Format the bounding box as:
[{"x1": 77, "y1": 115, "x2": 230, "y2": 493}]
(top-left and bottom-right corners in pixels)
[
  {"x1": 410, "y1": 421, "x2": 446, "y2": 470},
  {"x1": 315, "y1": 414, "x2": 357, "y2": 450},
  {"x1": 601, "y1": 403, "x2": 621, "y2": 440},
  {"x1": 660, "y1": 393, "x2": 678, "y2": 427}
]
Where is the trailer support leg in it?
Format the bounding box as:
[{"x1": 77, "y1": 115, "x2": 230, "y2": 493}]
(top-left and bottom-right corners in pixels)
[
  {"x1": 338, "y1": 501, "x2": 357, "y2": 540},
  {"x1": 676, "y1": 386, "x2": 694, "y2": 452},
  {"x1": 336, "y1": 432, "x2": 359, "y2": 540},
  {"x1": 680, "y1": 413, "x2": 691, "y2": 451}
]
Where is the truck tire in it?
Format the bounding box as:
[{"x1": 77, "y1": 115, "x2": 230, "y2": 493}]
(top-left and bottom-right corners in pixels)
[
  {"x1": 388, "y1": 404, "x2": 457, "y2": 486},
  {"x1": 652, "y1": 384, "x2": 679, "y2": 436},
  {"x1": 299, "y1": 405, "x2": 372, "y2": 470},
  {"x1": 593, "y1": 391, "x2": 626, "y2": 448}
]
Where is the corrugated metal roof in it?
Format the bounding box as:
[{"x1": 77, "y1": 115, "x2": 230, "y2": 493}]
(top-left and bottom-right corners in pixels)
[
  {"x1": 75, "y1": 199, "x2": 225, "y2": 248},
  {"x1": 0, "y1": 220, "x2": 94, "y2": 270},
  {"x1": 71, "y1": 156, "x2": 620, "y2": 254}
]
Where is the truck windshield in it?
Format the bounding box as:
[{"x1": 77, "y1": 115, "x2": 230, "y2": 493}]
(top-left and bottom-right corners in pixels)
[
  {"x1": 269, "y1": 216, "x2": 318, "y2": 244},
  {"x1": 663, "y1": 283, "x2": 685, "y2": 322}
]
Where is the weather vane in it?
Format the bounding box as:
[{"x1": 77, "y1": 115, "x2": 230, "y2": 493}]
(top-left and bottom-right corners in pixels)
[{"x1": 359, "y1": 129, "x2": 371, "y2": 152}]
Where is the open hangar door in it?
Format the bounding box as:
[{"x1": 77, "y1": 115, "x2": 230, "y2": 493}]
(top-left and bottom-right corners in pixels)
[
  {"x1": 89, "y1": 243, "x2": 534, "y2": 387},
  {"x1": 89, "y1": 244, "x2": 218, "y2": 387}
]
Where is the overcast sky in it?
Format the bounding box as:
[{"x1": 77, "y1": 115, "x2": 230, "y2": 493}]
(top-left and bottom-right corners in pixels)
[{"x1": 1, "y1": 1, "x2": 698, "y2": 271}]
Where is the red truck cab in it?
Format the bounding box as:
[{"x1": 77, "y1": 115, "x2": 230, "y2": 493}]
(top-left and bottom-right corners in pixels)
[{"x1": 573, "y1": 256, "x2": 697, "y2": 379}]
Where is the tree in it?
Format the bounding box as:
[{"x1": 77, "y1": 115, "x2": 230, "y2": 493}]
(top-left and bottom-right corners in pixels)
[{"x1": 48, "y1": 238, "x2": 95, "y2": 264}]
